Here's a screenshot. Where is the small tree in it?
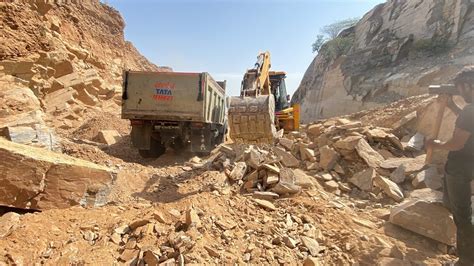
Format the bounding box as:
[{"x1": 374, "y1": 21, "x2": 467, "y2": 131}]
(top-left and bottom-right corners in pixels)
[
  {"x1": 321, "y1": 18, "x2": 359, "y2": 39},
  {"x1": 312, "y1": 35, "x2": 326, "y2": 53},
  {"x1": 312, "y1": 18, "x2": 359, "y2": 53}
]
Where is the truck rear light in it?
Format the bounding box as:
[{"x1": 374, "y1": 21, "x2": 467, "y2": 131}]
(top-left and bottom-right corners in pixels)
[
  {"x1": 130, "y1": 120, "x2": 144, "y2": 125},
  {"x1": 191, "y1": 122, "x2": 204, "y2": 128}
]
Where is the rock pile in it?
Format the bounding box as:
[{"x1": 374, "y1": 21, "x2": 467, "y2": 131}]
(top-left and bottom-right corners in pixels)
[
  {"x1": 198, "y1": 107, "x2": 456, "y2": 248},
  {"x1": 0, "y1": 94, "x2": 460, "y2": 265},
  {"x1": 210, "y1": 117, "x2": 417, "y2": 203}
]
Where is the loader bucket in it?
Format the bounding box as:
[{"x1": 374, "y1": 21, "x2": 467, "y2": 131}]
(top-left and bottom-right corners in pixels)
[{"x1": 228, "y1": 95, "x2": 276, "y2": 144}]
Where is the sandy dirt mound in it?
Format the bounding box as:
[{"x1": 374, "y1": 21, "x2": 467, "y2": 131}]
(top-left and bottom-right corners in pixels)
[{"x1": 71, "y1": 112, "x2": 131, "y2": 141}]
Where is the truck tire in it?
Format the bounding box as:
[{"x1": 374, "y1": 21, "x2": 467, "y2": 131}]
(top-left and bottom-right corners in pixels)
[
  {"x1": 138, "y1": 137, "x2": 165, "y2": 158},
  {"x1": 170, "y1": 137, "x2": 186, "y2": 154}
]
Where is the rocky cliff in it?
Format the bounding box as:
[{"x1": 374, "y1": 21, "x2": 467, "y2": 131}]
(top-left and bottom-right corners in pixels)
[
  {"x1": 0, "y1": 0, "x2": 166, "y2": 146},
  {"x1": 292, "y1": 0, "x2": 474, "y2": 123}
]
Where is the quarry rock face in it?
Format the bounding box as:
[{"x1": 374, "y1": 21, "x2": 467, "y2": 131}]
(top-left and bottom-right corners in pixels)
[
  {"x1": 0, "y1": 0, "x2": 168, "y2": 133},
  {"x1": 0, "y1": 138, "x2": 115, "y2": 210},
  {"x1": 292, "y1": 0, "x2": 474, "y2": 122}
]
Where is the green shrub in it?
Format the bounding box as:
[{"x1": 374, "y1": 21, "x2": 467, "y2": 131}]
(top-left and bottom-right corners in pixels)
[
  {"x1": 318, "y1": 35, "x2": 355, "y2": 59},
  {"x1": 312, "y1": 18, "x2": 359, "y2": 54}
]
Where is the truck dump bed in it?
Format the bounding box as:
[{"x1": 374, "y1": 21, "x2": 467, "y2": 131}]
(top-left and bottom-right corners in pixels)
[{"x1": 122, "y1": 71, "x2": 226, "y2": 125}]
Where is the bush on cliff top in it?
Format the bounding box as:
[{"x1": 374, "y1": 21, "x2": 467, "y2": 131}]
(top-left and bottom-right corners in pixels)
[
  {"x1": 312, "y1": 18, "x2": 359, "y2": 53},
  {"x1": 312, "y1": 18, "x2": 359, "y2": 60}
]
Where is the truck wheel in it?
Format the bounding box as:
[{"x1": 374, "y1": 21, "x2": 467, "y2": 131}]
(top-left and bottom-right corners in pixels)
[
  {"x1": 170, "y1": 137, "x2": 186, "y2": 154},
  {"x1": 138, "y1": 138, "x2": 166, "y2": 158},
  {"x1": 138, "y1": 149, "x2": 153, "y2": 158}
]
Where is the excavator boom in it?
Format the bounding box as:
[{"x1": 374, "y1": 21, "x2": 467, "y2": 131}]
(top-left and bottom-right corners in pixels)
[{"x1": 241, "y1": 52, "x2": 271, "y2": 97}]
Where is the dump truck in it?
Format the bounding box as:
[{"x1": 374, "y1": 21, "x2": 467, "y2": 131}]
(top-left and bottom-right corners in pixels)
[{"x1": 122, "y1": 71, "x2": 227, "y2": 158}]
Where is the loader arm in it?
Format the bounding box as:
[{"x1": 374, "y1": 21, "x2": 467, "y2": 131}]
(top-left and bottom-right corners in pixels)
[
  {"x1": 241, "y1": 52, "x2": 272, "y2": 96},
  {"x1": 254, "y1": 51, "x2": 272, "y2": 95}
]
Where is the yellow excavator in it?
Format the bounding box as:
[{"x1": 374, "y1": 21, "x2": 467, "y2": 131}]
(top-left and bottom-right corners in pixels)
[{"x1": 228, "y1": 51, "x2": 300, "y2": 143}]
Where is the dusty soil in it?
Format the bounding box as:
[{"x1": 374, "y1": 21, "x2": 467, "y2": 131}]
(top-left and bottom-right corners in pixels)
[
  {"x1": 0, "y1": 1, "x2": 462, "y2": 265},
  {"x1": 0, "y1": 109, "x2": 455, "y2": 265}
]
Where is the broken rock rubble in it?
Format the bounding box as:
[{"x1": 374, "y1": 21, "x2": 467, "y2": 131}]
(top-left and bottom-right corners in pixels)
[
  {"x1": 0, "y1": 84, "x2": 458, "y2": 265},
  {"x1": 349, "y1": 168, "x2": 375, "y2": 192},
  {"x1": 96, "y1": 130, "x2": 121, "y2": 145},
  {"x1": 211, "y1": 117, "x2": 433, "y2": 206}
]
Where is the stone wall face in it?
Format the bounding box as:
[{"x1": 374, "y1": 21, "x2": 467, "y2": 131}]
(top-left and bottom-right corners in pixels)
[
  {"x1": 0, "y1": 0, "x2": 170, "y2": 136},
  {"x1": 292, "y1": 0, "x2": 474, "y2": 123}
]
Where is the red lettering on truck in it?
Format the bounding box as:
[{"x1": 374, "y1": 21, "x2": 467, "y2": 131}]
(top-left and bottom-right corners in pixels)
[{"x1": 152, "y1": 94, "x2": 173, "y2": 101}]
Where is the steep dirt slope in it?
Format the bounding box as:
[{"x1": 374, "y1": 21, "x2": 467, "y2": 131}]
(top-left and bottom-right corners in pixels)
[
  {"x1": 292, "y1": 0, "x2": 473, "y2": 122},
  {"x1": 0, "y1": 0, "x2": 169, "y2": 143},
  {"x1": 0, "y1": 0, "x2": 159, "y2": 81}
]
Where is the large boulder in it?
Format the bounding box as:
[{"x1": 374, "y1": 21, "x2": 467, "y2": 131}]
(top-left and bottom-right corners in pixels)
[
  {"x1": 52, "y1": 60, "x2": 74, "y2": 78},
  {"x1": 0, "y1": 138, "x2": 116, "y2": 210},
  {"x1": 0, "y1": 125, "x2": 59, "y2": 151},
  {"x1": 0, "y1": 87, "x2": 43, "y2": 126},
  {"x1": 0, "y1": 61, "x2": 35, "y2": 80},
  {"x1": 43, "y1": 87, "x2": 77, "y2": 114},
  {"x1": 272, "y1": 147, "x2": 299, "y2": 168},
  {"x1": 390, "y1": 199, "x2": 456, "y2": 245},
  {"x1": 0, "y1": 85, "x2": 59, "y2": 150},
  {"x1": 411, "y1": 165, "x2": 442, "y2": 190},
  {"x1": 380, "y1": 155, "x2": 426, "y2": 173},
  {"x1": 96, "y1": 130, "x2": 121, "y2": 146}
]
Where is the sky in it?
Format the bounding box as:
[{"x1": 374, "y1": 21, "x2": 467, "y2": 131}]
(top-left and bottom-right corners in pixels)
[{"x1": 107, "y1": 0, "x2": 384, "y2": 96}]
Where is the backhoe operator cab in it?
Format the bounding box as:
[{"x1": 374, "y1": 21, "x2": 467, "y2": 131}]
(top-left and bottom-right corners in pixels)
[{"x1": 269, "y1": 71, "x2": 290, "y2": 112}]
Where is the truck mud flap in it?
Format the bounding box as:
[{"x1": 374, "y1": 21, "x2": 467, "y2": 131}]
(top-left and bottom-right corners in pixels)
[
  {"x1": 131, "y1": 124, "x2": 152, "y2": 150},
  {"x1": 190, "y1": 128, "x2": 212, "y2": 153}
]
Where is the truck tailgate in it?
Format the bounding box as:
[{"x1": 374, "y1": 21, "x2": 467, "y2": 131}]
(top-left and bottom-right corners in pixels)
[{"x1": 122, "y1": 72, "x2": 204, "y2": 121}]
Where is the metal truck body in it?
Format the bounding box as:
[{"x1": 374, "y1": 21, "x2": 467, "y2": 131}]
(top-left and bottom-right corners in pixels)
[{"x1": 122, "y1": 71, "x2": 226, "y2": 157}]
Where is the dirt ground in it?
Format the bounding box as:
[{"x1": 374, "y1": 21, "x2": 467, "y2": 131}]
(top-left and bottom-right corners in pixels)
[{"x1": 0, "y1": 110, "x2": 455, "y2": 265}]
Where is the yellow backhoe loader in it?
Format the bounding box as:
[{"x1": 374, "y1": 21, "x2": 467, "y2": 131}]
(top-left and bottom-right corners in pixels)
[{"x1": 228, "y1": 51, "x2": 300, "y2": 143}]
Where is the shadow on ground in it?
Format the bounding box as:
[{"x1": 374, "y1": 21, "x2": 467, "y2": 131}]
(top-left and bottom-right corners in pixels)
[
  {"x1": 130, "y1": 167, "x2": 209, "y2": 203},
  {"x1": 103, "y1": 135, "x2": 196, "y2": 168}
]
